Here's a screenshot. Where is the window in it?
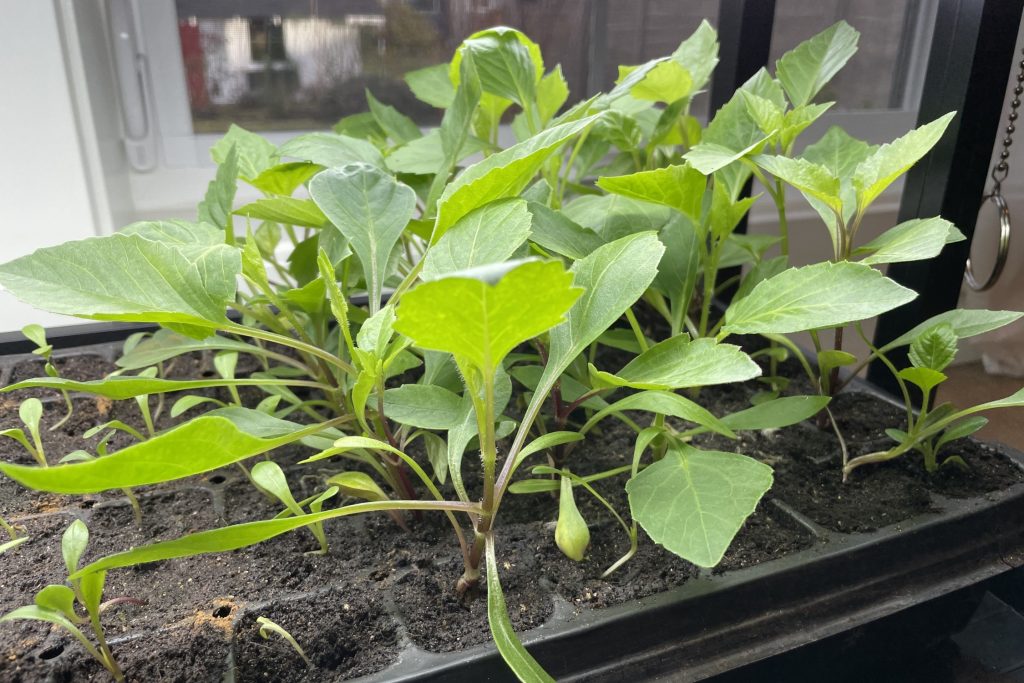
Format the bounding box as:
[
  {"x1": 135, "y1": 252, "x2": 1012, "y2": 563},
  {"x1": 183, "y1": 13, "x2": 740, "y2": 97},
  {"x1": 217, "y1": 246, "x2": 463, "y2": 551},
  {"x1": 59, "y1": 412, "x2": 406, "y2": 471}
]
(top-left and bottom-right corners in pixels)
[{"x1": 56, "y1": 0, "x2": 937, "y2": 223}]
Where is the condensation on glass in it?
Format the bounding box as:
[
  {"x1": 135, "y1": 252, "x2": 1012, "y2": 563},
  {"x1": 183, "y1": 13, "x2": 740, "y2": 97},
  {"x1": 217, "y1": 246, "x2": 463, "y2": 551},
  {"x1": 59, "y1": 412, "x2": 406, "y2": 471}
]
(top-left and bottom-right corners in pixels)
[{"x1": 172, "y1": 0, "x2": 719, "y2": 133}]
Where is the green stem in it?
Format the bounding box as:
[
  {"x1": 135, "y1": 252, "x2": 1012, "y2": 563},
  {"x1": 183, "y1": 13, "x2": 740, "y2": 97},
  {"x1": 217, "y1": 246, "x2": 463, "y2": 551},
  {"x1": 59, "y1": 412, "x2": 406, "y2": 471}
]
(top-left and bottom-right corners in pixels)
[
  {"x1": 774, "y1": 177, "x2": 789, "y2": 259},
  {"x1": 222, "y1": 323, "x2": 355, "y2": 377},
  {"x1": 624, "y1": 308, "x2": 649, "y2": 352}
]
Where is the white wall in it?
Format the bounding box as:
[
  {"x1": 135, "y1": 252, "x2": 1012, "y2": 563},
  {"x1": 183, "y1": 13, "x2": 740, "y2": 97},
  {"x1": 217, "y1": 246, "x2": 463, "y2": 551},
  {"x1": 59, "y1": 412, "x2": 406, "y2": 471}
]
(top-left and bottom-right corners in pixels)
[{"x1": 0, "y1": 1, "x2": 98, "y2": 331}]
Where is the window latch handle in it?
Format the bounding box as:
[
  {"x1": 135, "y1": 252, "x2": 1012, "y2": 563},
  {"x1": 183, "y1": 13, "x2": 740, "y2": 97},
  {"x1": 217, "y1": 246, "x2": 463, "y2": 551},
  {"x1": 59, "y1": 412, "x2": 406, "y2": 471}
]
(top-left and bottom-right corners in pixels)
[{"x1": 107, "y1": 0, "x2": 157, "y2": 172}]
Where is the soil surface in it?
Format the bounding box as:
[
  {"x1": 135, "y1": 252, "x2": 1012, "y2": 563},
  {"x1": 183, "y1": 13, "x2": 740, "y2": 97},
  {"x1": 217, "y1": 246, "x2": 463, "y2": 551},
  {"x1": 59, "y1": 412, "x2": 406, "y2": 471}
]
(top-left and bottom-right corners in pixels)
[{"x1": 0, "y1": 342, "x2": 1022, "y2": 681}]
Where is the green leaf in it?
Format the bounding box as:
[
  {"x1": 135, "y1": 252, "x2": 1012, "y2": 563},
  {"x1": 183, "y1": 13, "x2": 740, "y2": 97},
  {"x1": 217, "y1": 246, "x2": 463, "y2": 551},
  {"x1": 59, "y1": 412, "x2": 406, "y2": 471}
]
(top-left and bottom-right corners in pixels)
[
  {"x1": 526, "y1": 202, "x2": 604, "y2": 260},
  {"x1": 0, "y1": 416, "x2": 328, "y2": 493},
  {"x1": 818, "y1": 350, "x2": 857, "y2": 376},
  {"x1": 970, "y1": 386, "x2": 1024, "y2": 412},
  {"x1": 1, "y1": 375, "x2": 308, "y2": 400},
  {"x1": 21, "y1": 323, "x2": 48, "y2": 351},
  {"x1": 434, "y1": 113, "x2": 604, "y2": 241},
  {"x1": 853, "y1": 113, "x2": 955, "y2": 210},
  {"x1": 684, "y1": 70, "x2": 776, "y2": 193},
  {"x1": 62, "y1": 519, "x2": 89, "y2": 575},
  {"x1": 366, "y1": 90, "x2": 421, "y2": 144},
  {"x1": 597, "y1": 164, "x2": 706, "y2": 223},
  {"x1": 209, "y1": 406, "x2": 306, "y2": 438},
  {"x1": 511, "y1": 432, "x2": 584, "y2": 472},
  {"x1": 309, "y1": 164, "x2": 417, "y2": 314},
  {"x1": 282, "y1": 278, "x2": 327, "y2": 315},
  {"x1": 592, "y1": 337, "x2": 760, "y2": 390},
  {"x1": 198, "y1": 145, "x2": 238, "y2": 231},
  {"x1": 653, "y1": 214, "x2": 701, "y2": 315},
  {"x1": 485, "y1": 534, "x2": 555, "y2": 683},
  {"x1": 672, "y1": 20, "x2": 719, "y2": 90},
  {"x1": 440, "y1": 56, "x2": 482, "y2": 167},
  {"x1": 326, "y1": 471, "x2": 388, "y2": 502},
  {"x1": 35, "y1": 585, "x2": 78, "y2": 620},
  {"x1": 754, "y1": 155, "x2": 841, "y2": 213},
  {"x1": 0, "y1": 234, "x2": 239, "y2": 331},
  {"x1": 247, "y1": 161, "x2": 320, "y2": 196},
  {"x1": 234, "y1": 198, "x2": 327, "y2": 228},
  {"x1": 626, "y1": 445, "x2": 773, "y2": 567},
  {"x1": 581, "y1": 391, "x2": 734, "y2": 439},
  {"x1": 885, "y1": 310, "x2": 1024, "y2": 351},
  {"x1": 779, "y1": 102, "x2": 833, "y2": 150},
  {"x1": 394, "y1": 260, "x2": 581, "y2": 376},
  {"x1": 278, "y1": 132, "x2": 384, "y2": 169},
  {"x1": 563, "y1": 194, "x2": 673, "y2": 242},
  {"x1": 451, "y1": 27, "x2": 542, "y2": 107},
  {"x1": 421, "y1": 200, "x2": 532, "y2": 281},
  {"x1": 0, "y1": 606, "x2": 102, "y2": 662},
  {"x1": 537, "y1": 66, "x2": 569, "y2": 122},
  {"x1": 720, "y1": 395, "x2": 831, "y2": 431},
  {"x1": 170, "y1": 395, "x2": 223, "y2": 418},
  {"x1": 855, "y1": 217, "x2": 964, "y2": 265},
  {"x1": 899, "y1": 366, "x2": 947, "y2": 394},
  {"x1": 909, "y1": 323, "x2": 958, "y2": 371},
  {"x1": 385, "y1": 130, "x2": 489, "y2": 175},
  {"x1": 19, "y1": 398, "x2": 42, "y2": 432},
  {"x1": 936, "y1": 416, "x2": 988, "y2": 451},
  {"x1": 116, "y1": 330, "x2": 261, "y2": 370},
  {"x1": 119, "y1": 220, "x2": 223, "y2": 254},
  {"x1": 619, "y1": 60, "x2": 693, "y2": 103},
  {"x1": 211, "y1": 124, "x2": 278, "y2": 180},
  {"x1": 722, "y1": 262, "x2": 917, "y2": 334},
  {"x1": 0, "y1": 537, "x2": 29, "y2": 555},
  {"x1": 0, "y1": 428, "x2": 32, "y2": 454},
  {"x1": 741, "y1": 91, "x2": 784, "y2": 136},
  {"x1": 775, "y1": 21, "x2": 859, "y2": 106},
  {"x1": 533, "y1": 233, "x2": 665, "y2": 407},
  {"x1": 252, "y1": 461, "x2": 302, "y2": 513},
  {"x1": 382, "y1": 384, "x2": 464, "y2": 430},
  {"x1": 70, "y1": 499, "x2": 451, "y2": 579},
  {"x1": 555, "y1": 475, "x2": 590, "y2": 561},
  {"x1": 684, "y1": 140, "x2": 766, "y2": 178},
  {"x1": 802, "y1": 126, "x2": 875, "y2": 178},
  {"x1": 405, "y1": 63, "x2": 455, "y2": 109}
]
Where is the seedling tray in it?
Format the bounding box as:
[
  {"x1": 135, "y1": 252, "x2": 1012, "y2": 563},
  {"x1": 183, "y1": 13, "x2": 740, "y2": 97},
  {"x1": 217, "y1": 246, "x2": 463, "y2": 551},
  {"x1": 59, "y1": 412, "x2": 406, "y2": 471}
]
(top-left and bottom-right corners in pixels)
[
  {"x1": 346, "y1": 458, "x2": 1024, "y2": 682},
  {"x1": 344, "y1": 381, "x2": 1024, "y2": 682},
  {"x1": 1, "y1": 335, "x2": 1022, "y2": 682}
]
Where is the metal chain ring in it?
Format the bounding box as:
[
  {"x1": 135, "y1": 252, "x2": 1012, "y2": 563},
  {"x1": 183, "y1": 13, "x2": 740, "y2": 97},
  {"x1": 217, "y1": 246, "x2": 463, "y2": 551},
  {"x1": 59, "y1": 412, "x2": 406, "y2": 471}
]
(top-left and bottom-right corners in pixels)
[
  {"x1": 965, "y1": 49, "x2": 1024, "y2": 292},
  {"x1": 965, "y1": 192, "x2": 1011, "y2": 291}
]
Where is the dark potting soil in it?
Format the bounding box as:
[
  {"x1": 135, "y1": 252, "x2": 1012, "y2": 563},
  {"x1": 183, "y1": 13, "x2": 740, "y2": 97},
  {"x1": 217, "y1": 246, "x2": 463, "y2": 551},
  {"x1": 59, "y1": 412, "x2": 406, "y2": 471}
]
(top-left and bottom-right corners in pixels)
[
  {"x1": 1, "y1": 350, "x2": 1023, "y2": 680},
  {"x1": 232, "y1": 585, "x2": 400, "y2": 683}
]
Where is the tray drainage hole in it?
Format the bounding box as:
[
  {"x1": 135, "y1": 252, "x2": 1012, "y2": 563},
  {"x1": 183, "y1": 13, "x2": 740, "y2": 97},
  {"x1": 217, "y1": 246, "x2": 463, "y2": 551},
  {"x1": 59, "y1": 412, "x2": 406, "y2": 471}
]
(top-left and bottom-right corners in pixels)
[
  {"x1": 208, "y1": 474, "x2": 226, "y2": 485},
  {"x1": 39, "y1": 645, "x2": 64, "y2": 660},
  {"x1": 212, "y1": 605, "x2": 232, "y2": 618}
]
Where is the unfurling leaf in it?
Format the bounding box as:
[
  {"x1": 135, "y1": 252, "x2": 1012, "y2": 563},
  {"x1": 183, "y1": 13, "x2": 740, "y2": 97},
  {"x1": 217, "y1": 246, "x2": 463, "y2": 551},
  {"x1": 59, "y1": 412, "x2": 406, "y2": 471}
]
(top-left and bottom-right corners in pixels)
[
  {"x1": 908, "y1": 323, "x2": 958, "y2": 372},
  {"x1": 555, "y1": 475, "x2": 590, "y2": 561}
]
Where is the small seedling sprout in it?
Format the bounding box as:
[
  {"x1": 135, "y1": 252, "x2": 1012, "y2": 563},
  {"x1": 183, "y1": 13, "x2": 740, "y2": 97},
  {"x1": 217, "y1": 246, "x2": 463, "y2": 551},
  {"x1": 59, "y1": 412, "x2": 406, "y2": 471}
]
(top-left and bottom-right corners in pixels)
[{"x1": 256, "y1": 616, "x2": 313, "y2": 668}]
